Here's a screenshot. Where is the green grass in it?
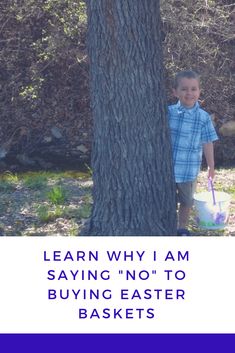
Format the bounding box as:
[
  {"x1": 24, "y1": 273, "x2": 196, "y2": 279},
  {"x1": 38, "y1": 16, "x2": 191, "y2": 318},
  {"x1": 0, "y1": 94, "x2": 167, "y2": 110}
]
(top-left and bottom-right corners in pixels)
[
  {"x1": 225, "y1": 185, "x2": 235, "y2": 196},
  {"x1": 0, "y1": 168, "x2": 93, "y2": 235},
  {"x1": 18, "y1": 169, "x2": 91, "y2": 181},
  {"x1": 77, "y1": 203, "x2": 92, "y2": 219},
  {"x1": 23, "y1": 173, "x2": 48, "y2": 189},
  {"x1": 0, "y1": 171, "x2": 18, "y2": 192},
  {"x1": 1, "y1": 171, "x2": 19, "y2": 183},
  {"x1": 37, "y1": 205, "x2": 64, "y2": 222},
  {"x1": 47, "y1": 186, "x2": 68, "y2": 205},
  {"x1": 0, "y1": 180, "x2": 16, "y2": 192}
]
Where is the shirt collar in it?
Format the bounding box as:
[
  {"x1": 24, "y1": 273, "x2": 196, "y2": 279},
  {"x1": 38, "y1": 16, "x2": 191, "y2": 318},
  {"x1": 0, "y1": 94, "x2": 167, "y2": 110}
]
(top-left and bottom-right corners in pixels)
[{"x1": 176, "y1": 100, "x2": 199, "y2": 114}]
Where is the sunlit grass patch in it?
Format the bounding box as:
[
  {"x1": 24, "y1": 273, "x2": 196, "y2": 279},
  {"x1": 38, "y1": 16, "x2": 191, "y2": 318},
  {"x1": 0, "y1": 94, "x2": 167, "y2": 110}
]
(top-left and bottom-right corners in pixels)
[
  {"x1": 1, "y1": 171, "x2": 19, "y2": 183},
  {"x1": 47, "y1": 186, "x2": 68, "y2": 205},
  {"x1": 0, "y1": 171, "x2": 19, "y2": 192},
  {"x1": 36, "y1": 204, "x2": 64, "y2": 223}
]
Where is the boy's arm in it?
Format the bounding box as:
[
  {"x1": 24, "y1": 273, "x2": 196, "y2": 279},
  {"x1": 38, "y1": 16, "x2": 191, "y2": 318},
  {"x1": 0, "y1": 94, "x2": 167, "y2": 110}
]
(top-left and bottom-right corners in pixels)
[{"x1": 203, "y1": 142, "x2": 215, "y2": 179}]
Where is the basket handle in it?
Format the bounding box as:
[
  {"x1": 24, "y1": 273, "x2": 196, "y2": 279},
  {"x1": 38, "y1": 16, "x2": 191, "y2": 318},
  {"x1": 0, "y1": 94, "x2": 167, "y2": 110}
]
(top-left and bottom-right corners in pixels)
[{"x1": 208, "y1": 177, "x2": 216, "y2": 205}]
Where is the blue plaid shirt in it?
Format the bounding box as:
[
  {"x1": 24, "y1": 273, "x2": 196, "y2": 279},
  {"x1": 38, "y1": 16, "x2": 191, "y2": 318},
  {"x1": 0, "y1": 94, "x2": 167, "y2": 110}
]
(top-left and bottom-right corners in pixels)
[{"x1": 168, "y1": 101, "x2": 218, "y2": 183}]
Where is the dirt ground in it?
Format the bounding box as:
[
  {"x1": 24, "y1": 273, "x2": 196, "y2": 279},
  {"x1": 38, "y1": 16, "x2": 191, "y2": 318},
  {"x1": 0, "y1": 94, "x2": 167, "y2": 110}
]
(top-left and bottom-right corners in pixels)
[{"x1": 0, "y1": 168, "x2": 234, "y2": 236}]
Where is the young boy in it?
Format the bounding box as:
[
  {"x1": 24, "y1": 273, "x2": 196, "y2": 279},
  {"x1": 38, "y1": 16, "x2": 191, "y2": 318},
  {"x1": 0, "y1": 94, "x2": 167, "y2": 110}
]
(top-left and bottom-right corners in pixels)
[{"x1": 168, "y1": 70, "x2": 218, "y2": 235}]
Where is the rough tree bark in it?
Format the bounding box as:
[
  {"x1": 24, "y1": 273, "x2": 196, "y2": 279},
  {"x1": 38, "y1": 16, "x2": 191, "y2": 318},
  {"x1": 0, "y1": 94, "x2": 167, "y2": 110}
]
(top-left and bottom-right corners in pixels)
[{"x1": 83, "y1": 0, "x2": 177, "y2": 235}]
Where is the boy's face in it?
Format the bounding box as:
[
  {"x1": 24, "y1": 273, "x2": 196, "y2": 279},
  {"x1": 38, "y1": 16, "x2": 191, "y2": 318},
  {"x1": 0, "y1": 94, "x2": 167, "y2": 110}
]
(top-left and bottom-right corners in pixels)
[{"x1": 173, "y1": 78, "x2": 200, "y2": 108}]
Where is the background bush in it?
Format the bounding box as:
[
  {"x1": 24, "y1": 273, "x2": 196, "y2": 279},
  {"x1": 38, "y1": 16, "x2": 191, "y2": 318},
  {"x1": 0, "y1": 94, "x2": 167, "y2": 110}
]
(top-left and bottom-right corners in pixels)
[
  {"x1": 0, "y1": 0, "x2": 234, "y2": 166},
  {"x1": 0, "y1": 0, "x2": 90, "y2": 161}
]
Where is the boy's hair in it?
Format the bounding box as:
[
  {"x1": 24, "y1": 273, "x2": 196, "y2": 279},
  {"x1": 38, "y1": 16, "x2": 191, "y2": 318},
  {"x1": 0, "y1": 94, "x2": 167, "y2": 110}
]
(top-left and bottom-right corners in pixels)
[{"x1": 174, "y1": 70, "x2": 200, "y2": 89}]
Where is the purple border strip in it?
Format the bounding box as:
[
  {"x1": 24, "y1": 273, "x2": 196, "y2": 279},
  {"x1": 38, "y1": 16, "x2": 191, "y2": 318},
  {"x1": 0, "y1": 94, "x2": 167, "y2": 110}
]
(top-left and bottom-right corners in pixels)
[{"x1": 1, "y1": 334, "x2": 235, "y2": 352}]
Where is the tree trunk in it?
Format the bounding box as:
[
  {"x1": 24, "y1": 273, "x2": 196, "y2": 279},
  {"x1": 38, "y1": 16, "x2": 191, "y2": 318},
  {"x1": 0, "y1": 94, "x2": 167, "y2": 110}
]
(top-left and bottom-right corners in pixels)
[{"x1": 83, "y1": 0, "x2": 177, "y2": 235}]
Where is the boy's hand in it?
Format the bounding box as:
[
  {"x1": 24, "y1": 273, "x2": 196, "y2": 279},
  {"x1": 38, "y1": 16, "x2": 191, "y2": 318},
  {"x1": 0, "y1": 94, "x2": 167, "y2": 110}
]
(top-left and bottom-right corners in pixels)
[
  {"x1": 208, "y1": 166, "x2": 215, "y2": 180},
  {"x1": 203, "y1": 142, "x2": 215, "y2": 180}
]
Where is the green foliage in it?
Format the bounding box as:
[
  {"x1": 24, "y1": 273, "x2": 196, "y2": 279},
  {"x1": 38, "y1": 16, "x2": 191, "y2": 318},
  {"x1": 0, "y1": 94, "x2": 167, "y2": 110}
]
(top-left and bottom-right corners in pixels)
[
  {"x1": 47, "y1": 186, "x2": 67, "y2": 205},
  {"x1": 1, "y1": 171, "x2": 19, "y2": 183},
  {"x1": 37, "y1": 204, "x2": 63, "y2": 222},
  {"x1": 23, "y1": 174, "x2": 48, "y2": 189},
  {"x1": 0, "y1": 172, "x2": 18, "y2": 191}
]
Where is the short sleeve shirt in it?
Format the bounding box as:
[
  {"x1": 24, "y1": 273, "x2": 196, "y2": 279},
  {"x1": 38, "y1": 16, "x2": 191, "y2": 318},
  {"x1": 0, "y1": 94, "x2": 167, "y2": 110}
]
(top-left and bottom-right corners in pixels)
[{"x1": 168, "y1": 101, "x2": 218, "y2": 183}]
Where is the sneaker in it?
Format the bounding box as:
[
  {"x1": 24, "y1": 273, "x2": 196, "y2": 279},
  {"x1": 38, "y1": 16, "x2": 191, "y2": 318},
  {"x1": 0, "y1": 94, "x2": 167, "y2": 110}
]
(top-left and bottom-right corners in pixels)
[{"x1": 177, "y1": 228, "x2": 191, "y2": 236}]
